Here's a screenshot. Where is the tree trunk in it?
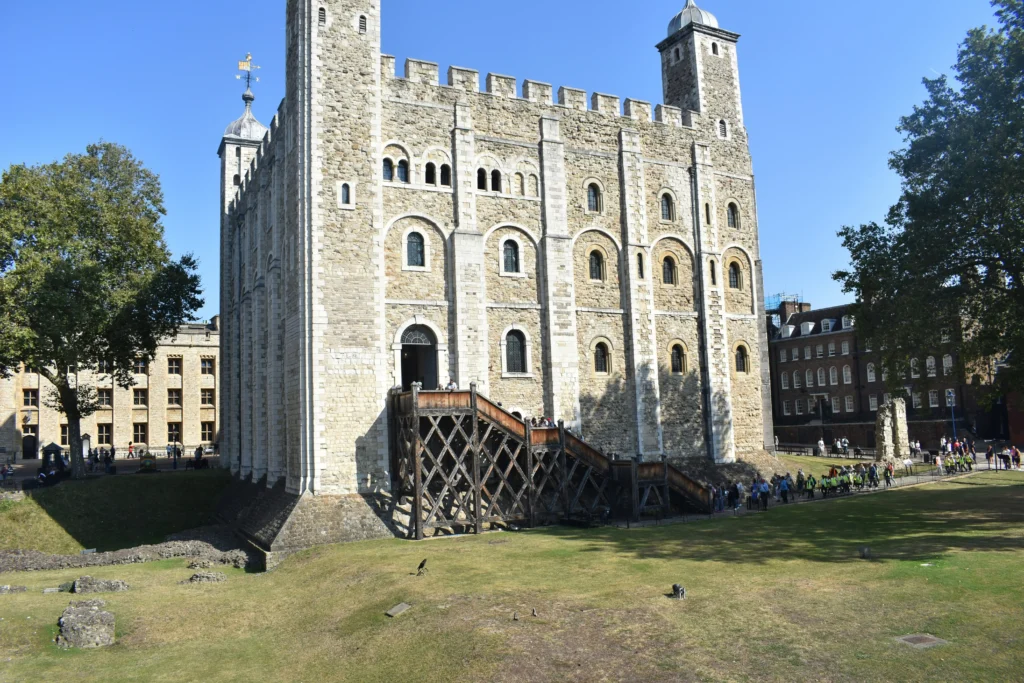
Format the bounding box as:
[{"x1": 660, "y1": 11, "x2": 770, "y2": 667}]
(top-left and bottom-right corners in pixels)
[{"x1": 58, "y1": 386, "x2": 86, "y2": 480}]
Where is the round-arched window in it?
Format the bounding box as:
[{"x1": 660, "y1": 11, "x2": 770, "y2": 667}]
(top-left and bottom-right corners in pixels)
[
  {"x1": 407, "y1": 232, "x2": 425, "y2": 268},
  {"x1": 594, "y1": 343, "x2": 609, "y2": 374},
  {"x1": 503, "y1": 240, "x2": 520, "y2": 274}
]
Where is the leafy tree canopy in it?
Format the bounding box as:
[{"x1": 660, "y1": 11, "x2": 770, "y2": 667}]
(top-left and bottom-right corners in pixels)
[
  {"x1": 0, "y1": 142, "x2": 203, "y2": 473},
  {"x1": 835, "y1": 0, "x2": 1024, "y2": 389}
]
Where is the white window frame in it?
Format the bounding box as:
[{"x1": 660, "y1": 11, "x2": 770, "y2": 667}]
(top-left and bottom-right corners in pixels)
[
  {"x1": 943, "y1": 355, "x2": 954, "y2": 377},
  {"x1": 869, "y1": 395, "x2": 878, "y2": 412},
  {"x1": 783, "y1": 400, "x2": 791, "y2": 416},
  {"x1": 817, "y1": 368, "x2": 826, "y2": 387},
  {"x1": 498, "y1": 235, "x2": 527, "y2": 278},
  {"x1": 929, "y1": 390, "x2": 939, "y2": 408},
  {"x1": 866, "y1": 363, "x2": 876, "y2": 383},
  {"x1": 499, "y1": 325, "x2": 534, "y2": 379},
  {"x1": 927, "y1": 356, "x2": 937, "y2": 377},
  {"x1": 795, "y1": 401, "x2": 803, "y2": 415},
  {"x1": 945, "y1": 389, "x2": 956, "y2": 408},
  {"x1": 806, "y1": 370, "x2": 814, "y2": 388},
  {"x1": 822, "y1": 320, "x2": 833, "y2": 333},
  {"x1": 794, "y1": 372, "x2": 802, "y2": 389},
  {"x1": 910, "y1": 359, "x2": 920, "y2": 378},
  {"x1": 912, "y1": 393, "x2": 922, "y2": 409},
  {"x1": 831, "y1": 397, "x2": 841, "y2": 413},
  {"x1": 843, "y1": 366, "x2": 853, "y2": 385},
  {"x1": 816, "y1": 345, "x2": 824, "y2": 359},
  {"x1": 402, "y1": 227, "x2": 432, "y2": 273},
  {"x1": 804, "y1": 346, "x2": 812, "y2": 360},
  {"x1": 779, "y1": 349, "x2": 787, "y2": 363},
  {"x1": 830, "y1": 367, "x2": 838, "y2": 386},
  {"x1": 828, "y1": 343, "x2": 836, "y2": 357},
  {"x1": 791, "y1": 348, "x2": 799, "y2": 362},
  {"x1": 781, "y1": 372, "x2": 789, "y2": 390},
  {"x1": 845, "y1": 396, "x2": 855, "y2": 413}
]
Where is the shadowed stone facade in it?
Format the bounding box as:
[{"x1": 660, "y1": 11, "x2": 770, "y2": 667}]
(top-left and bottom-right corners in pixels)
[{"x1": 218, "y1": 1, "x2": 771, "y2": 548}]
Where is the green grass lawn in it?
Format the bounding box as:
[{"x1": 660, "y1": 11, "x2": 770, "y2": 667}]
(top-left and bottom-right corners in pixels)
[
  {"x1": 778, "y1": 453, "x2": 938, "y2": 479},
  {"x1": 2, "y1": 471, "x2": 1023, "y2": 681},
  {"x1": 0, "y1": 470, "x2": 231, "y2": 555}
]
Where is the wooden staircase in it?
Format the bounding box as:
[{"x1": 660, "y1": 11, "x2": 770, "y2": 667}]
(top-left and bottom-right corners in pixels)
[{"x1": 390, "y1": 384, "x2": 712, "y2": 540}]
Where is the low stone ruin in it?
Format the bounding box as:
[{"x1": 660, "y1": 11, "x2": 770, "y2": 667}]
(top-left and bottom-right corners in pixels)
[
  {"x1": 56, "y1": 599, "x2": 115, "y2": 649},
  {"x1": 180, "y1": 571, "x2": 226, "y2": 584},
  {"x1": 72, "y1": 576, "x2": 130, "y2": 594},
  {"x1": 0, "y1": 585, "x2": 27, "y2": 595}
]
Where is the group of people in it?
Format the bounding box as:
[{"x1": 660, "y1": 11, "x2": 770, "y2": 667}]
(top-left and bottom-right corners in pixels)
[
  {"x1": 985, "y1": 444, "x2": 1021, "y2": 470},
  {"x1": 529, "y1": 417, "x2": 558, "y2": 428},
  {"x1": 816, "y1": 437, "x2": 851, "y2": 457},
  {"x1": 0, "y1": 463, "x2": 14, "y2": 484}
]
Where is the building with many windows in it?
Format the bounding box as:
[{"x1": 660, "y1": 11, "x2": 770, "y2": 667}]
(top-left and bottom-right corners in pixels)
[
  {"x1": 0, "y1": 321, "x2": 220, "y2": 462},
  {"x1": 767, "y1": 300, "x2": 1005, "y2": 448},
  {"x1": 218, "y1": 0, "x2": 772, "y2": 543}
]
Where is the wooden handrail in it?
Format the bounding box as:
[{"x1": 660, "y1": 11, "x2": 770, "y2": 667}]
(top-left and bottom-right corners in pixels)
[
  {"x1": 564, "y1": 433, "x2": 611, "y2": 474},
  {"x1": 666, "y1": 463, "x2": 712, "y2": 511}
]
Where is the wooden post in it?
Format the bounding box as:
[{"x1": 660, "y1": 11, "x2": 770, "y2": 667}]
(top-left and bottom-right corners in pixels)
[
  {"x1": 470, "y1": 382, "x2": 483, "y2": 535},
  {"x1": 524, "y1": 419, "x2": 536, "y2": 528},
  {"x1": 631, "y1": 457, "x2": 640, "y2": 522},
  {"x1": 411, "y1": 383, "x2": 424, "y2": 541},
  {"x1": 662, "y1": 462, "x2": 671, "y2": 519},
  {"x1": 558, "y1": 420, "x2": 569, "y2": 521}
]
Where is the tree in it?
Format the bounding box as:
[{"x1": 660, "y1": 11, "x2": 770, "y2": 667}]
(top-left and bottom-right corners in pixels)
[
  {"x1": 0, "y1": 142, "x2": 203, "y2": 477},
  {"x1": 834, "y1": 0, "x2": 1024, "y2": 390}
]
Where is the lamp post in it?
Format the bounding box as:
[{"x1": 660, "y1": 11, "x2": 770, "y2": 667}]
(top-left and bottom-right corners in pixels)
[{"x1": 947, "y1": 389, "x2": 957, "y2": 441}]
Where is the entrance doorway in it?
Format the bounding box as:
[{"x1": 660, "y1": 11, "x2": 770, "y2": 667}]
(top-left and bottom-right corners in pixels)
[
  {"x1": 22, "y1": 434, "x2": 38, "y2": 460},
  {"x1": 400, "y1": 325, "x2": 438, "y2": 391}
]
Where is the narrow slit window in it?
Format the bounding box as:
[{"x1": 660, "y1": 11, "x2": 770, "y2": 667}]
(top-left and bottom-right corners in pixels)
[
  {"x1": 671, "y1": 345, "x2": 686, "y2": 374},
  {"x1": 407, "y1": 232, "x2": 425, "y2": 268},
  {"x1": 712, "y1": 42, "x2": 719, "y2": 56},
  {"x1": 728, "y1": 203, "x2": 740, "y2": 229},
  {"x1": 637, "y1": 253, "x2": 644, "y2": 280},
  {"x1": 587, "y1": 184, "x2": 601, "y2": 213},
  {"x1": 424, "y1": 163, "x2": 436, "y2": 186},
  {"x1": 735, "y1": 346, "x2": 749, "y2": 373},
  {"x1": 705, "y1": 203, "x2": 711, "y2": 224},
  {"x1": 341, "y1": 183, "x2": 351, "y2": 205},
  {"x1": 491, "y1": 169, "x2": 502, "y2": 192},
  {"x1": 661, "y1": 194, "x2": 674, "y2": 221},
  {"x1": 710, "y1": 260, "x2": 717, "y2": 286},
  {"x1": 589, "y1": 251, "x2": 604, "y2": 281},
  {"x1": 662, "y1": 256, "x2": 676, "y2": 285},
  {"x1": 358, "y1": 15, "x2": 367, "y2": 34},
  {"x1": 503, "y1": 240, "x2": 520, "y2": 274},
  {"x1": 719, "y1": 120, "x2": 728, "y2": 138},
  {"x1": 318, "y1": 7, "x2": 326, "y2": 26},
  {"x1": 729, "y1": 262, "x2": 741, "y2": 289}
]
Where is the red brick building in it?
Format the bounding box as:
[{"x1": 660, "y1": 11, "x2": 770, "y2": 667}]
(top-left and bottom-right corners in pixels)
[{"x1": 766, "y1": 301, "x2": 1003, "y2": 450}]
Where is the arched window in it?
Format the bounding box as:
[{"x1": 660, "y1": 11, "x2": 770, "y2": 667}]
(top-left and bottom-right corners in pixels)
[
  {"x1": 594, "y1": 343, "x2": 609, "y2": 374},
  {"x1": 926, "y1": 356, "x2": 936, "y2": 377},
  {"x1": 781, "y1": 371, "x2": 789, "y2": 389},
  {"x1": 671, "y1": 345, "x2": 686, "y2": 374},
  {"x1": 910, "y1": 358, "x2": 920, "y2": 378},
  {"x1": 318, "y1": 7, "x2": 326, "y2": 26},
  {"x1": 503, "y1": 240, "x2": 520, "y2": 274},
  {"x1": 943, "y1": 354, "x2": 954, "y2": 376},
  {"x1": 830, "y1": 367, "x2": 839, "y2": 385},
  {"x1": 719, "y1": 120, "x2": 728, "y2": 138},
  {"x1": 637, "y1": 253, "x2": 644, "y2": 280},
  {"x1": 587, "y1": 184, "x2": 601, "y2": 213},
  {"x1": 506, "y1": 331, "x2": 526, "y2": 374},
  {"x1": 709, "y1": 259, "x2": 717, "y2": 286},
  {"x1": 440, "y1": 164, "x2": 451, "y2": 187},
  {"x1": 491, "y1": 169, "x2": 502, "y2": 192},
  {"x1": 867, "y1": 363, "x2": 876, "y2": 383},
  {"x1": 705, "y1": 203, "x2": 711, "y2": 224},
  {"x1": 383, "y1": 158, "x2": 394, "y2": 181},
  {"x1": 727, "y1": 203, "x2": 740, "y2": 229},
  {"x1": 843, "y1": 365, "x2": 853, "y2": 384},
  {"x1": 794, "y1": 371, "x2": 802, "y2": 388},
  {"x1": 729, "y1": 262, "x2": 742, "y2": 289},
  {"x1": 735, "y1": 346, "x2": 749, "y2": 374},
  {"x1": 397, "y1": 160, "x2": 410, "y2": 183},
  {"x1": 817, "y1": 368, "x2": 826, "y2": 386},
  {"x1": 233, "y1": 174, "x2": 240, "y2": 186},
  {"x1": 425, "y1": 163, "x2": 436, "y2": 185},
  {"x1": 358, "y1": 15, "x2": 367, "y2": 33},
  {"x1": 712, "y1": 42, "x2": 719, "y2": 56},
  {"x1": 515, "y1": 173, "x2": 524, "y2": 196},
  {"x1": 805, "y1": 369, "x2": 814, "y2": 387},
  {"x1": 589, "y1": 251, "x2": 604, "y2": 281},
  {"x1": 529, "y1": 175, "x2": 539, "y2": 197},
  {"x1": 406, "y1": 232, "x2": 425, "y2": 268},
  {"x1": 662, "y1": 256, "x2": 676, "y2": 285},
  {"x1": 661, "y1": 194, "x2": 674, "y2": 221},
  {"x1": 340, "y1": 183, "x2": 351, "y2": 205},
  {"x1": 477, "y1": 168, "x2": 487, "y2": 190}
]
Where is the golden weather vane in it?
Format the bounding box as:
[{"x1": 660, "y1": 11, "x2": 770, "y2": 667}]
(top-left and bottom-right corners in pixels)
[{"x1": 236, "y1": 53, "x2": 261, "y2": 90}]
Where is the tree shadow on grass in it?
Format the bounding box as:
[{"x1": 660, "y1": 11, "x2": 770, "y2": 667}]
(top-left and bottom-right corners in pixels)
[{"x1": 532, "y1": 475, "x2": 1024, "y2": 565}]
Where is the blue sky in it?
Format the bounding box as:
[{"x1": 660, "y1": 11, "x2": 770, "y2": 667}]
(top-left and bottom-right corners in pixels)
[{"x1": 0, "y1": 0, "x2": 1001, "y2": 320}]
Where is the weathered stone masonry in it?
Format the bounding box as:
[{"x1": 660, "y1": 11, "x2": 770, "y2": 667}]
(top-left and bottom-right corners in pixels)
[{"x1": 218, "y1": 0, "x2": 771, "y2": 550}]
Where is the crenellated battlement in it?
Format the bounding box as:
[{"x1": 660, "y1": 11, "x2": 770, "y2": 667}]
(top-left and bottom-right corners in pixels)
[{"x1": 380, "y1": 54, "x2": 698, "y2": 128}]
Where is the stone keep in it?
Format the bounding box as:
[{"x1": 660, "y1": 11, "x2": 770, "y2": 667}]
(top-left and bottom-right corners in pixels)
[{"x1": 218, "y1": 0, "x2": 772, "y2": 548}]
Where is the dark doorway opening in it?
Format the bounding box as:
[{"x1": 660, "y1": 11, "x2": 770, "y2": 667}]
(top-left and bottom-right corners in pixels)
[
  {"x1": 400, "y1": 325, "x2": 438, "y2": 391},
  {"x1": 22, "y1": 434, "x2": 38, "y2": 460}
]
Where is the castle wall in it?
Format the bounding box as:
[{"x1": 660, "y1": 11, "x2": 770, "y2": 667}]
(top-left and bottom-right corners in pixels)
[{"x1": 218, "y1": 4, "x2": 771, "y2": 501}]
